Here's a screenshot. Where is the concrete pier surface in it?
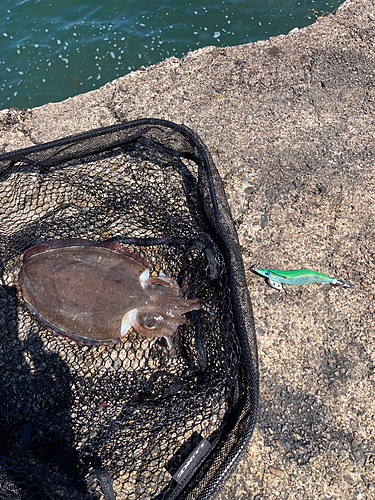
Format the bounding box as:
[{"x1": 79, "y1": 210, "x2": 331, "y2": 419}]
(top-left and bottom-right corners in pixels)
[{"x1": 1, "y1": 0, "x2": 374, "y2": 498}]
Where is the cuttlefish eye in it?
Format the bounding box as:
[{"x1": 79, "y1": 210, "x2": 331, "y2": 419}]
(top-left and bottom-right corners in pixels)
[{"x1": 138, "y1": 312, "x2": 162, "y2": 329}]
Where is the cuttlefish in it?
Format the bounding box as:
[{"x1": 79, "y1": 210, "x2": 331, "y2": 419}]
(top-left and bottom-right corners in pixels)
[{"x1": 18, "y1": 238, "x2": 201, "y2": 356}]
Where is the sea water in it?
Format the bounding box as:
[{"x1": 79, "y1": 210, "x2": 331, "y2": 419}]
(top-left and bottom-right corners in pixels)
[{"x1": 0, "y1": 0, "x2": 342, "y2": 110}]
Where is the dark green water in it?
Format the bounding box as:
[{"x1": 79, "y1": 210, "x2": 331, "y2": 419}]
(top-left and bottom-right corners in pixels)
[{"x1": 0, "y1": 0, "x2": 342, "y2": 110}]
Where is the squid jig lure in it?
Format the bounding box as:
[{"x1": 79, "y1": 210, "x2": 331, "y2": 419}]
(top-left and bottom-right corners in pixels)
[{"x1": 252, "y1": 267, "x2": 353, "y2": 291}]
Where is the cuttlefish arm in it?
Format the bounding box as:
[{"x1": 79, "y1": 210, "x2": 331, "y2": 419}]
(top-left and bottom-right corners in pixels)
[{"x1": 130, "y1": 275, "x2": 201, "y2": 356}]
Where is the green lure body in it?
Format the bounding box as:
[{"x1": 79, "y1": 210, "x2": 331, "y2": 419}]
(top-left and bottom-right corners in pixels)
[{"x1": 252, "y1": 267, "x2": 353, "y2": 291}]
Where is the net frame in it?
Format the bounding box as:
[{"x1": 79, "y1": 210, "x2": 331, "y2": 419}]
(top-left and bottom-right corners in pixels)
[{"x1": 0, "y1": 118, "x2": 259, "y2": 500}]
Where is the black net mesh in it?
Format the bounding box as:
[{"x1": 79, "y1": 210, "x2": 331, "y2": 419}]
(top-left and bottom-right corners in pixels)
[{"x1": 0, "y1": 118, "x2": 258, "y2": 500}]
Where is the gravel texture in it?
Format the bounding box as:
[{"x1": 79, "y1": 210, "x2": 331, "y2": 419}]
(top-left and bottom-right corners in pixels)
[{"x1": 0, "y1": 0, "x2": 374, "y2": 498}]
